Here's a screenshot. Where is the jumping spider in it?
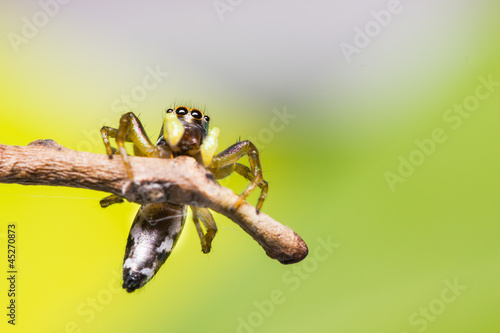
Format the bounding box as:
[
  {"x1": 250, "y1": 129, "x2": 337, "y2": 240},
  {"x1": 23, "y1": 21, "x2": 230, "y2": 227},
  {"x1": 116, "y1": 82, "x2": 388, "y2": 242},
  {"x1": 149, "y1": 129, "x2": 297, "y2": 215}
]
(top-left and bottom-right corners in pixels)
[{"x1": 100, "y1": 106, "x2": 268, "y2": 292}]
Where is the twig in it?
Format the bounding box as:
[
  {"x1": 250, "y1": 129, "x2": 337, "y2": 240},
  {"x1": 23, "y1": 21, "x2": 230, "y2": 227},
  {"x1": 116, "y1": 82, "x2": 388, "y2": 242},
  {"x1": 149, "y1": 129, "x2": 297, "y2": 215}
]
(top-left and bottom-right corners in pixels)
[{"x1": 0, "y1": 140, "x2": 308, "y2": 264}]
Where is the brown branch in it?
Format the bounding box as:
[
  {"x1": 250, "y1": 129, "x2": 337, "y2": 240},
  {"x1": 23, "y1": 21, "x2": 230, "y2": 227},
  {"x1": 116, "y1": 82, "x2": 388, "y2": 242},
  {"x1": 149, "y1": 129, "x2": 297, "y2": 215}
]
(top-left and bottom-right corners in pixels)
[{"x1": 0, "y1": 139, "x2": 308, "y2": 264}]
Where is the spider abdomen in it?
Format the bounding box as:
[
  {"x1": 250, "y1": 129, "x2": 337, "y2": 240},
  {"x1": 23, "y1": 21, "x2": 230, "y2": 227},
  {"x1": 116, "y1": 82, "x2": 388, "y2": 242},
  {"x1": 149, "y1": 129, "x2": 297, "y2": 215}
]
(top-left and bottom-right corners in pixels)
[{"x1": 122, "y1": 202, "x2": 186, "y2": 292}]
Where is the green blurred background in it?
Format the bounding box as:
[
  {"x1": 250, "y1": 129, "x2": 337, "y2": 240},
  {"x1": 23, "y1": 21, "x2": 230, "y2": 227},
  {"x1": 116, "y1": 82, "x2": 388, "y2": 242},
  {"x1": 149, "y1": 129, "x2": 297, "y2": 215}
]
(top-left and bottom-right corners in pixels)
[{"x1": 1, "y1": 1, "x2": 500, "y2": 332}]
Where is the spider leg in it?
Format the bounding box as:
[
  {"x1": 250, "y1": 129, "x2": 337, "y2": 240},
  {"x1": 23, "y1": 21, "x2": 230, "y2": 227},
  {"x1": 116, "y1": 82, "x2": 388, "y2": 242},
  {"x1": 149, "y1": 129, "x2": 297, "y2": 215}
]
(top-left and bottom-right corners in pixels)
[
  {"x1": 191, "y1": 207, "x2": 218, "y2": 254},
  {"x1": 233, "y1": 163, "x2": 268, "y2": 212},
  {"x1": 100, "y1": 126, "x2": 122, "y2": 157},
  {"x1": 99, "y1": 194, "x2": 125, "y2": 208},
  {"x1": 210, "y1": 140, "x2": 267, "y2": 213},
  {"x1": 100, "y1": 112, "x2": 167, "y2": 207},
  {"x1": 101, "y1": 112, "x2": 158, "y2": 179}
]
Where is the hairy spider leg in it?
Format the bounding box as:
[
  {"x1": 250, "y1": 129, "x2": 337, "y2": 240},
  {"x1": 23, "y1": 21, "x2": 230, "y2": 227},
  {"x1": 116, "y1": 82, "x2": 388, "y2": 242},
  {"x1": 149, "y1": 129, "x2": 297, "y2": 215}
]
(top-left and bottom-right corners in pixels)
[
  {"x1": 101, "y1": 112, "x2": 159, "y2": 179},
  {"x1": 190, "y1": 207, "x2": 218, "y2": 253},
  {"x1": 100, "y1": 195, "x2": 125, "y2": 208},
  {"x1": 210, "y1": 140, "x2": 268, "y2": 213},
  {"x1": 233, "y1": 163, "x2": 268, "y2": 211},
  {"x1": 100, "y1": 112, "x2": 168, "y2": 207},
  {"x1": 100, "y1": 126, "x2": 131, "y2": 207},
  {"x1": 100, "y1": 126, "x2": 121, "y2": 156},
  {"x1": 101, "y1": 126, "x2": 152, "y2": 157}
]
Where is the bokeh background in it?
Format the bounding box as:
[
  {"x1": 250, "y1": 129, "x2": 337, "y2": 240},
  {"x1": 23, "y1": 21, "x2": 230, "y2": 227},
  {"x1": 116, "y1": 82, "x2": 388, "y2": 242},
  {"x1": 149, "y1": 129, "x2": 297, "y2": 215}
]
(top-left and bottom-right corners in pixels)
[{"x1": 1, "y1": 1, "x2": 500, "y2": 332}]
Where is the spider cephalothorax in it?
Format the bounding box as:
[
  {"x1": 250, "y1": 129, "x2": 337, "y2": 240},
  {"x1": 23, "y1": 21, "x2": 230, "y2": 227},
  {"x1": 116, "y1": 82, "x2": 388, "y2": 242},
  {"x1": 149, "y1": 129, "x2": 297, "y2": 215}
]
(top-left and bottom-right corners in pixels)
[{"x1": 157, "y1": 107, "x2": 210, "y2": 156}]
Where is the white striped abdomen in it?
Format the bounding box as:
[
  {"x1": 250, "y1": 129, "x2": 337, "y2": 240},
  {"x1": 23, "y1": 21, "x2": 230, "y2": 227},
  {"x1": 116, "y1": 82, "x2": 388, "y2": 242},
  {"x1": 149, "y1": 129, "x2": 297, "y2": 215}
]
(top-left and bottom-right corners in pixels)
[{"x1": 122, "y1": 202, "x2": 186, "y2": 292}]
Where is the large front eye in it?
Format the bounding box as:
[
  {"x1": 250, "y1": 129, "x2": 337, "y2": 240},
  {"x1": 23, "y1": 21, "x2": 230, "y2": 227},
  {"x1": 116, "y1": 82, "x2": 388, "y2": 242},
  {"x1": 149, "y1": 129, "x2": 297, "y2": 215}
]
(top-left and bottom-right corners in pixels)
[
  {"x1": 176, "y1": 107, "x2": 188, "y2": 115},
  {"x1": 191, "y1": 109, "x2": 202, "y2": 120}
]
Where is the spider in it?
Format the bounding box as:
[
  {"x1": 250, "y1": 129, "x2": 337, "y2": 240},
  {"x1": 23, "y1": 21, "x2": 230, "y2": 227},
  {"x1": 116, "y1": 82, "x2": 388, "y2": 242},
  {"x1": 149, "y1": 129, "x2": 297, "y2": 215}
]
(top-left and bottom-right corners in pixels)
[{"x1": 100, "y1": 106, "x2": 268, "y2": 292}]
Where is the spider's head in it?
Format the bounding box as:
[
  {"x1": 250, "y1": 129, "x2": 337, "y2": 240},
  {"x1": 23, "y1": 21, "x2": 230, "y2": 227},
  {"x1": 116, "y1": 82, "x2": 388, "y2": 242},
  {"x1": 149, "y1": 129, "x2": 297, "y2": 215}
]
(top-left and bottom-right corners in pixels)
[
  {"x1": 162, "y1": 106, "x2": 219, "y2": 166},
  {"x1": 163, "y1": 106, "x2": 209, "y2": 152}
]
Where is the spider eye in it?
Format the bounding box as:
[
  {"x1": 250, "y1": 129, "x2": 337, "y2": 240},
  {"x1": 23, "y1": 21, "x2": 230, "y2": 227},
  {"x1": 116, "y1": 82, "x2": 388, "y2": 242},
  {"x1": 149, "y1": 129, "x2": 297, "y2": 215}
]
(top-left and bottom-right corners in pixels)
[
  {"x1": 166, "y1": 108, "x2": 174, "y2": 113},
  {"x1": 176, "y1": 107, "x2": 188, "y2": 115},
  {"x1": 204, "y1": 115, "x2": 210, "y2": 122},
  {"x1": 191, "y1": 109, "x2": 202, "y2": 120}
]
